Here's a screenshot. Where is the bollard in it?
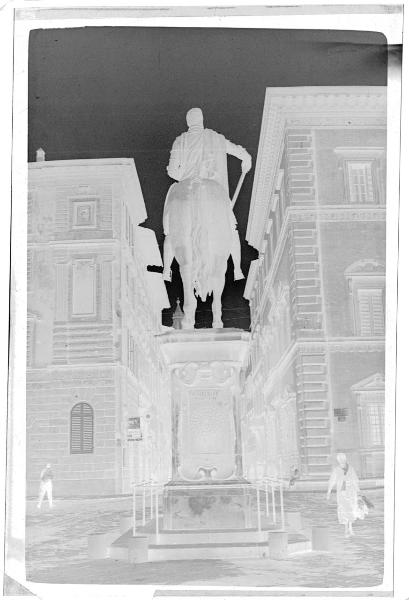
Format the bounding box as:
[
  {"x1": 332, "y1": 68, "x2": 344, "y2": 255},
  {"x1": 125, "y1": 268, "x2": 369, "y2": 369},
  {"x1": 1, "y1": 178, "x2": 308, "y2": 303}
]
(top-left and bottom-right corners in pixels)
[
  {"x1": 128, "y1": 535, "x2": 149, "y2": 563},
  {"x1": 311, "y1": 526, "x2": 330, "y2": 551},
  {"x1": 285, "y1": 511, "x2": 303, "y2": 532},
  {"x1": 268, "y1": 531, "x2": 288, "y2": 559},
  {"x1": 119, "y1": 515, "x2": 133, "y2": 535},
  {"x1": 88, "y1": 532, "x2": 110, "y2": 559}
]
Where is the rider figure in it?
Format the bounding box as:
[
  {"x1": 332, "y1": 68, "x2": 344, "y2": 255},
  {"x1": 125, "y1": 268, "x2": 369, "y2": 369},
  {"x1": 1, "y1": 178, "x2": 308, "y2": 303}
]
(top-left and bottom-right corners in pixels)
[{"x1": 163, "y1": 107, "x2": 251, "y2": 282}]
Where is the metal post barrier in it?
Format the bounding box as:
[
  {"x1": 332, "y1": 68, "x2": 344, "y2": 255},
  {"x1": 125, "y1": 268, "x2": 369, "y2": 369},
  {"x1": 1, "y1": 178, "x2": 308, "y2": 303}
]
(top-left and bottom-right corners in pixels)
[
  {"x1": 256, "y1": 485, "x2": 261, "y2": 533},
  {"x1": 265, "y1": 480, "x2": 269, "y2": 517},
  {"x1": 142, "y1": 482, "x2": 146, "y2": 526},
  {"x1": 132, "y1": 484, "x2": 136, "y2": 536},
  {"x1": 155, "y1": 485, "x2": 159, "y2": 540},
  {"x1": 271, "y1": 481, "x2": 276, "y2": 524},
  {"x1": 279, "y1": 458, "x2": 285, "y2": 530},
  {"x1": 280, "y1": 480, "x2": 285, "y2": 530}
]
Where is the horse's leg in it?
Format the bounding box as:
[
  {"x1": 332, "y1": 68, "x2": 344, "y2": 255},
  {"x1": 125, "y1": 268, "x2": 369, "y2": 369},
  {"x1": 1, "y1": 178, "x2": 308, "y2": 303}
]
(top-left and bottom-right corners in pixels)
[
  {"x1": 163, "y1": 235, "x2": 174, "y2": 282},
  {"x1": 180, "y1": 263, "x2": 196, "y2": 329},
  {"x1": 211, "y1": 269, "x2": 226, "y2": 329},
  {"x1": 231, "y1": 227, "x2": 244, "y2": 281}
]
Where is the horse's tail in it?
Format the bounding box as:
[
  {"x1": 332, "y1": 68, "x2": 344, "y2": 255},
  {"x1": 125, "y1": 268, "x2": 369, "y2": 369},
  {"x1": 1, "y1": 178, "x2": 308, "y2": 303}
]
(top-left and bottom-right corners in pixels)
[
  {"x1": 190, "y1": 188, "x2": 217, "y2": 301},
  {"x1": 191, "y1": 214, "x2": 214, "y2": 301}
]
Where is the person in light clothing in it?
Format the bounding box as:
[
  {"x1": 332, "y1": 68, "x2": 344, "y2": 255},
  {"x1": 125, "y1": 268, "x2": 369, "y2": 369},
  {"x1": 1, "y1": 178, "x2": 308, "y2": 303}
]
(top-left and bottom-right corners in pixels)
[
  {"x1": 326, "y1": 453, "x2": 368, "y2": 537},
  {"x1": 37, "y1": 463, "x2": 54, "y2": 509}
]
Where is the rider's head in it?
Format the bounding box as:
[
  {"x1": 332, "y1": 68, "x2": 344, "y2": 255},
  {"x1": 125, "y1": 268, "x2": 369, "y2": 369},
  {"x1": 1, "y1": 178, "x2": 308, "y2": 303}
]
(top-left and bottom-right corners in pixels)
[{"x1": 186, "y1": 108, "x2": 204, "y2": 130}]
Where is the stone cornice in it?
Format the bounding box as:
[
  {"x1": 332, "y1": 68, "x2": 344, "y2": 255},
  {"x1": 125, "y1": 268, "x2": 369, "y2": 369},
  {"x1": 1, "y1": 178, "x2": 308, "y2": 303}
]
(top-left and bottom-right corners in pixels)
[
  {"x1": 247, "y1": 205, "x2": 385, "y2": 306},
  {"x1": 262, "y1": 338, "x2": 384, "y2": 395},
  {"x1": 27, "y1": 239, "x2": 117, "y2": 249},
  {"x1": 289, "y1": 205, "x2": 386, "y2": 223},
  {"x1": 246, "y1": 86, "x2": 387, "y2": 251},
  {"x1": 29, "y1": 157, "x2": 148, "y2": 225}
]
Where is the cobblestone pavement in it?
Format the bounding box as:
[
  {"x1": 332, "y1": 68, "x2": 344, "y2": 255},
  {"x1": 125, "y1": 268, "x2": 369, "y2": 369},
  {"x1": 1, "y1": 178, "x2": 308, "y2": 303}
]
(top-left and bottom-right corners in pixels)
[{"x1": 25, "y1": 489, "x2": 384, "y2": 587}]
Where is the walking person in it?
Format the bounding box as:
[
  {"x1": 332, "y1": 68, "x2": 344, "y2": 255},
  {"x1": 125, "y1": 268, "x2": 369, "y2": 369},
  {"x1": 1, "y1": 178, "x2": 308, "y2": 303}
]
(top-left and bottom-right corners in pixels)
[
  {"x1": 37, "y1": 463, "x2": 54, "y2": 509},
  {"x1": 326, "y1": 453, "x2": 367, "y2": 537}
]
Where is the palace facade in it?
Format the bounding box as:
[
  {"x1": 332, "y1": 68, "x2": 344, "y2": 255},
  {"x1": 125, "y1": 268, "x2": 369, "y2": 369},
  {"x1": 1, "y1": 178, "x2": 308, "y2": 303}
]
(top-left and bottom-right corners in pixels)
[
  {"x1": 27, "y1": 157, "x2": 171, "y2": 496},
  {"x1": 243, "y1": 87, "x2": 387, "y2": 482}
]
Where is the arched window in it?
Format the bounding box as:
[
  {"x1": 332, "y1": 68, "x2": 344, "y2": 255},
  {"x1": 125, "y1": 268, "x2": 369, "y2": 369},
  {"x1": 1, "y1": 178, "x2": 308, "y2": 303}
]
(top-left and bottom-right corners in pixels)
[{"x1": 70, "y1": 402, "x2": 94, "y2": 454}]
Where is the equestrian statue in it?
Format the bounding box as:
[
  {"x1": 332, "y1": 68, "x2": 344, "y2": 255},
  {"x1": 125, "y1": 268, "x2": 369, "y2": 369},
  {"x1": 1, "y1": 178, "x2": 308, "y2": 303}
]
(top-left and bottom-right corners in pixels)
[{"x1": 162, "y1": 107, "x2": 251, "y2": 329}]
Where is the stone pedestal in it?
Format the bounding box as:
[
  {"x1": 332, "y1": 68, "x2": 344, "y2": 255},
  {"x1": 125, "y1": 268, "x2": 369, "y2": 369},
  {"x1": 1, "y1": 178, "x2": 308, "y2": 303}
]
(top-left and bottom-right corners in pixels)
[
  {"x1": 285, "y1": 510, "x2": 303, "y2": 532},
  {"x1": 311, "y1": 526, "x2": 331, "y2": 551},
  {"x1": 88, "y1": 531, "x2": 118, "y2": 559},
  {"x1": 268, "y1": 531, "x2": 288, "y2": 559},
  {"x1": 163, "y1": 481, "x2": 252, "y2": 530},
  {"x1": 159, "y1": 329, "x2": 250, "y2": 530},
  {"x1": 128, "y1": 536, "x2": 149, "y2": 563}
]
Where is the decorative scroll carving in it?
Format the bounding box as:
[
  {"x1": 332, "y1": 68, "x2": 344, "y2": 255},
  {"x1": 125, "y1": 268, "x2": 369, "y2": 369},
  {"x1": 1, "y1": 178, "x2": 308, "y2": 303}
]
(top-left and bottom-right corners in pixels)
[
  {"x1": 174, "y1": 361, "x2": 236, "y2": 387},
  {"x1": 174, "y1": 363, "x2": 199, "y2": 385}
]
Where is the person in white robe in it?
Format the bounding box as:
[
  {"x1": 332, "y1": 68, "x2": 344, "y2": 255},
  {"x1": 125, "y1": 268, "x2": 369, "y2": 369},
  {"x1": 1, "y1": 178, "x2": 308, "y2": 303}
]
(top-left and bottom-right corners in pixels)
[
  {"x1": 326, "y1": 453, "x2": 367, "y2": 537},
  {"x1": 37, "y1": 463, "x2": 53, "y2": 509}
]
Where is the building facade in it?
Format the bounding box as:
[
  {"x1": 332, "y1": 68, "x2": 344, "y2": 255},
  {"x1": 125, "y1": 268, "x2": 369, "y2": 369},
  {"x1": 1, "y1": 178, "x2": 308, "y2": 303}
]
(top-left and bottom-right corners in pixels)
[
  {"x1": 27, "y1": 158, "x2": 171, "y2": 496},
  {"x1": 243, "y1": 87, "x2": 387, "y2": 482}
]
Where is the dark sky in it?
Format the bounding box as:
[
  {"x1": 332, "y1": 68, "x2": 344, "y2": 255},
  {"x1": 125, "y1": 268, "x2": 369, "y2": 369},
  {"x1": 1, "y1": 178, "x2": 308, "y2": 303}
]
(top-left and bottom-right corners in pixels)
[{"x1": 28, "y1": 27, "x2": 387, "y2": 329}]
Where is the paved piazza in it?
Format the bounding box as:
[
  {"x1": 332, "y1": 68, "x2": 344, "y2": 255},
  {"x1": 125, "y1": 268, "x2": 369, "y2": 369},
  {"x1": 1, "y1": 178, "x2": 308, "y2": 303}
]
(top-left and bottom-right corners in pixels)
[{"x1": 25, "y1": 489, "x2": 384, "y2": 587}]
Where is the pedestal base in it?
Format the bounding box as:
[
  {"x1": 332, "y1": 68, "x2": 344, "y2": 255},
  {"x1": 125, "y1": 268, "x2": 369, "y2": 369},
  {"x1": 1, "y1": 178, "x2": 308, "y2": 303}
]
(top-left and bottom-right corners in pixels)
[{"x1": 163, "y1": 481, "x2": 252, "y2": 530}]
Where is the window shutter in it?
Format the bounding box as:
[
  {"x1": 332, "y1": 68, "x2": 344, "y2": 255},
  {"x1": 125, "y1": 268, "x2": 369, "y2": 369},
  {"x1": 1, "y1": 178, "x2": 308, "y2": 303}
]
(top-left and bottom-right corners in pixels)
[
  {"x1": 70, "y1": 402, "x2": 94, "y2": 454},
  {"x1": 28, "y1": 192, "x2": 33, "y2": 235},
  {"x1": 358, "y1": 392, "x2": 384, "y2": 448},
  {"x1": 27, "y1": 249, "x2": 33, "y2": 290},
  {"x1": 371, "y1": 290, "x2": 385, "y2": 335},
  {"x1": 357, "y1": 288, "x2": 384, "y2": 336},
  {"x1": 348, "y1": 162, "x2": 374, "y2": 204},
  {"x1": 27, "y1": 318, "x2": 35, "y2": 367}
]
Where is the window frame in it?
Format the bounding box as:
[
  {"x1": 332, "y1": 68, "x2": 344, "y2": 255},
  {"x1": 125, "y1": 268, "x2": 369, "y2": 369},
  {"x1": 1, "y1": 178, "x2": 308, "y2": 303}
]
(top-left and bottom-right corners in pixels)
[
  {"x1": 70, "y1": 402, "x2": 94, "y2": 454},
  {"x1": 345, "y1": 261, "x2": 385, "y2": 338},
  {"x1": 351, "y1": 373, "x2": 385, "y2": 459},
  {"x1": 334, "y1": 146, "x2": 385, "y2": 206}
]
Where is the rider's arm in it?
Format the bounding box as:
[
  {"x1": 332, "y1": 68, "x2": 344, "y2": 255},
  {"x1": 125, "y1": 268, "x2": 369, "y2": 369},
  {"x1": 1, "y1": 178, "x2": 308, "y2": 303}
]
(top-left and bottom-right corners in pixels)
[
  {"x1": 167, "y1": 137, "x2": 183, "y2": 181},
  {"x1": 225, "y1": 139, "x2": 252, "y2": 173}
]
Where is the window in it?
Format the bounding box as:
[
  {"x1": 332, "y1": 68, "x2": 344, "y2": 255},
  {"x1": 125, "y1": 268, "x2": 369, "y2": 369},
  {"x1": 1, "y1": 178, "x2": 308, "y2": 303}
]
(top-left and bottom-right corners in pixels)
[
  {"x1": 128, "y1": 331, "x2": 139, "y2": 377},
  {"x1": 268, "y1": 283, "x2": 291, "y2": 355},
  {"x1": 71, "y1": 198, "x2": 98, "y2": 229},
  {"x1": 124, "y1": 206, "x2": 134, "y2": 251},
  {"x1": 334, "y1": 408, "x2": 349, "y2": 422},
  {"x1": 334, "y1": 147, "x2": 385, "y2": 205},
  {"x1": 70, "y1": 402, "x2": 94, "y2": 454},
  {"x1": 347, "y1": 162, "x2": 375, "y2": 204},
  {"x1": 27, "y1": 249, "x2": 33, "y2": 290},
  {"x1": 28, "y1": 192, "x2": 34, "y2": 235},
  {"x1": 345, "y1": 260, "x2": 385, "y2": 337},
  {"x1": 352, "y1": 374, "x2": 385, "y2": 477},
  {"x1": 71, "y1": 259, "x2": 97, "y2": 318},
  {"x1": 352, "y1": 375, "x2": 384, "y2": 448},
  {"x1": 356, "y1": 288, "x2": 384, "y2": 336},
  {"x1": 358, "y1": 391, "x2": 385, "y2": 448}
]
